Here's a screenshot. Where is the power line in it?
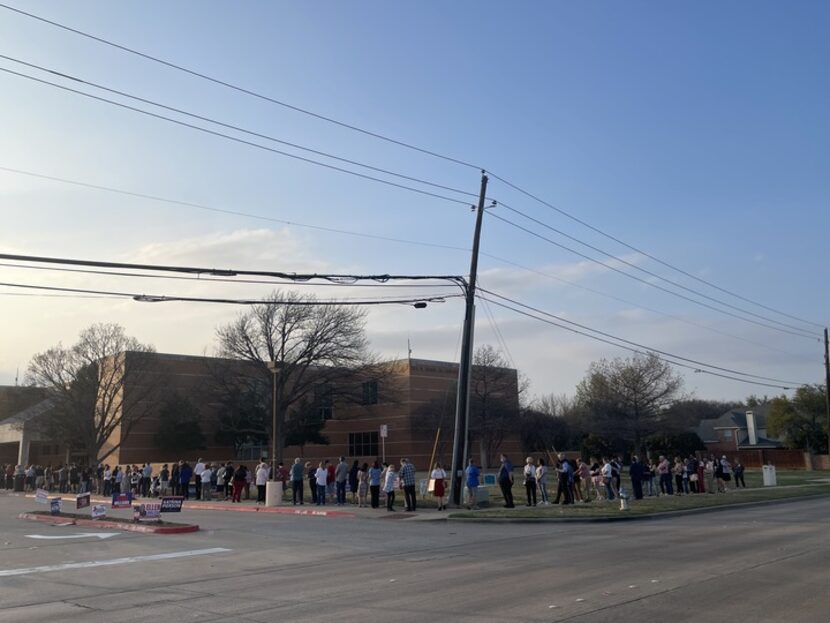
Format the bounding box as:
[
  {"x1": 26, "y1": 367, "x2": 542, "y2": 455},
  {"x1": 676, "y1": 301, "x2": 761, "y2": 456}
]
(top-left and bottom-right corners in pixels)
[
  {"x1": 0, "y1": 253, "x2": 466, "y2": 288},
  {"x1": 0, "y1": 280, "x2": 460, "y2": 307},
  {"x1": 1, "y1": 3, "x2": 815, "y2": 333},
  {"x1": 0, "y1": 54, "x2": 480, "y2": 202},
  {"x1": 477, "y1": 253, "x2": 803, "y2": 358},
  {"x1": 479, "y1": 288, "x2": 810, "y2": 387},
  {"x1": 497, "y1": 201, "x2": 818, "y2": 337},
  {"x1": 479, "y1": 295, "x2": 805, "y2": 390},
  {"x1": 0, "y1": 166, "x2": 471, "y2": 254},
  {"x1": 0, "y1": 261, "x2": 460, "y2": 290},
  {"x1": 488, "y1": 172, "x2": 824, "y2": 330},
  {"x1": 0, "y1": 66, "x2": 474, "y2": 207},
  {"x1": 487, "y1": 212, "x2": 818, "y2": 341},
  {"x1": 0, "y1": 2, "x2": 482, "y2": 171}
]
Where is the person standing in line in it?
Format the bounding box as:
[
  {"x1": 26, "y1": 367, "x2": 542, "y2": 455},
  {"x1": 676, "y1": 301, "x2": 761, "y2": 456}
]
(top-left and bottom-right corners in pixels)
[
  {"x1": 577, "y1": 459, "x2": 592, "y2": 502},
  {"x1": 357, "y1": 463, "x2": 369, "y2": 508},
  {"x1": 704, "y1": 456, "x2": 716, "y2": 494},
  {"x1": 696, "y1": 457, "x2": 706, "y2": 494},
  {"x1": 672, "y1": 457, "x2": 684, "y2": 495},
  {"x1": 431, "y1": 462, "x2": 447, "y2": 511},
  {"x1": 179, "y1": 461, "x2": 193, "y2": 500},
  {"x1": 554, "y1": 454, "x2": 574, "y2": 505},
  {"x1": 306, "y1": 461, "x2": 317, "y2": 505},
  {"x1": 601, "y1": 457, "x2": 616, "y2": 501},
  {"x1": 368, "y1": 460, "x2": 382, "y2": 509},
  {"x1": 315, "y1": 462, "x2": 328, "y2": 505},
  {"x1": 535, "y1": 458, "x2": 549, "y2": 505},
  {"x1": 102, "y1": 464, "x2": 112, "y2": 497},
  {"x1": 200, "y1": 464, "x2": 213, "y2": 501},
  {"x1": 142, "y1": 463, "x2": 153, "y2": 498},
  {"x1": 349, "y1": 460, "x2": 359, "y2": 505},
  {"x1": 523, "y1": 456, "x2": 537, "y2": 507},
  {"x1": 720, "y1": 456, "x2": 733, "y2": 491},
  {"x1": 465, "y1": 458, "x2": 480, "y2": 509},
  {"x1": 384, "y1": 462, "x2": 398, "y2": 511},
  {"x1": 255, "y1": 462, "x2": 268, "y2": 504},
  {"x1": 629, "y1": 456, "x2": 644, "y2": 500},
  {"x1": 215, "y1": 464, "x2": 226, "y2": 500},
  {"x1": 193, "y1": 458, "x2": 206, "y2": 500},
  {"x1": 335, "y1": 457, "x2": 349, "y2": 506},
  {"x1": 325, "y1": 460, "x2": 336, "y2": 499},
  {"x1": 223, "y1": 462, "x2": 235, "y2": 500},
  {"x1": 733, "y1": 459, "x2": 746, "y2": 488},
  {"x1": 658, "y1": 455, "x2": 672, "y2": 495},
  {"x1": 170, "y1": 462, "x2": 180, "y2": 496},
  {"x1": 229, "y1": 463, "x2": 246, "y2": 503},
  {"x1": 159, "y1": 464, "x2": 169, "y2": 497},
  {"x1": 291, "y1": 458, "x2": 305, "y2": 505},
  {"x1": 399, "y1": 458, "x2": 417, "y2": 512},
  {"x1": 498, "y1": 454, "x2": 515, "y2": 508}
]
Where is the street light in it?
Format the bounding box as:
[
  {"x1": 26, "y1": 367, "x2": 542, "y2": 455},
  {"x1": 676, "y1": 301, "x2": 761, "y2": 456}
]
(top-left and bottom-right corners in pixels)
[{"x1": 267, "y1": 360, "x2": 283, "y2": 479}]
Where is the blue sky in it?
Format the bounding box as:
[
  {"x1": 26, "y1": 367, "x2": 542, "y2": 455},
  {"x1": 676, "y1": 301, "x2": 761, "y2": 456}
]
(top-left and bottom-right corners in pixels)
[{"x1": 1, "y1": 1, "x2": 828, "y2": 401}]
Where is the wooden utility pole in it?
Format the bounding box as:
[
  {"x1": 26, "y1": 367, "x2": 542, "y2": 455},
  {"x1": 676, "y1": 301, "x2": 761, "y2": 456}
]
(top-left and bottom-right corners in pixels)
[{"x1": 450, "y1": 171, "x2": 488, "y2": 506}]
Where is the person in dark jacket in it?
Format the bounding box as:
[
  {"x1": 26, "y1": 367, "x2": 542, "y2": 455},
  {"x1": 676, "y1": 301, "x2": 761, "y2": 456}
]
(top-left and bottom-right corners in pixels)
[
  {"x1": 629, "y1": 456, "x2": 645, "y2": 500},
  {"x1": 179, "y1": 461, "x2": 193, "y2": 499}
]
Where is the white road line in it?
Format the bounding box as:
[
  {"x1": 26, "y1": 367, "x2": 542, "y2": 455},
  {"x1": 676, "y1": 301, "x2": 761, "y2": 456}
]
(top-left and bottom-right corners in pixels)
[
  {"x1": 0, "y1": 547, "x2": 230, "y2": 577},
  {"x1": 25, "y1": 533, "x2": 118, "y2": 540}
]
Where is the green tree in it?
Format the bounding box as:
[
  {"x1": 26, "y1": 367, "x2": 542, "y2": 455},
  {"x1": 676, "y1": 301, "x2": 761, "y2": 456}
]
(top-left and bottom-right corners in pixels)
[
  {"x1": 213, "y1": 382, "x2": 270, "y2": 456},
  {"x1": 284, "y1": 399, "x2": 330, "y2": 456},
  {"x1": 767, "y1": 385, "x2": 828, "y2": 453},
  {"x1": 644, "y1": 431, "x2": 706, "y2": 458},
  {"x1": 154, "y1": 393, "x2": 206, "y2": 455},
  {"x1": 518, "y1": 408, "x2": 570, "y2": 455}
]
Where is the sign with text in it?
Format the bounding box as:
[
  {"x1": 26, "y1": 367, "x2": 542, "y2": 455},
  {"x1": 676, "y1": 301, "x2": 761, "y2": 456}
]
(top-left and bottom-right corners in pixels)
[
  {"x1": 91, "y1": 504, "x2": 107, "y2": 519},
  {"x1": 76, "y1": 492, "x2": 91, "y2": 510},
  {"x1": 35, "y1": 489, "x2": 49, "y2": 504},
  {"x1": 160, "y1": 496, "x2": 184, "y2": 513},
  {"x1": 111, "y1": 492, "x2": 132, "y2": 509},
  {"x1": 50, "y1": 497, "x2": 62, "y2": 515},
  {"x1": 133, "y1": 503, "x2": 161, "y2": 521}
]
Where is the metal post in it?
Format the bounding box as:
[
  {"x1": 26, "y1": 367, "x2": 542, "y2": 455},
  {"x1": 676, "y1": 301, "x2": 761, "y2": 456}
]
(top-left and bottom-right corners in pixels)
[
  {"x1": 268, "y1": 361, "x2": 282, "y2": 479},
  {"x1": 450, "y1": 172, "x2": 488, "y2": 506},
  {"x1": 824, "y1": 328, "x2": 829, "y2": 452}
]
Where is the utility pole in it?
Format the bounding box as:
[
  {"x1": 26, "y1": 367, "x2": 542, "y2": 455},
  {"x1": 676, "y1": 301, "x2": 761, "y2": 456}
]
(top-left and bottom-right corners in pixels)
[
  {"x1": 824, "y1": 328, "x2": 829, "y2": 452},
  {"x1": 450, "y1": 171, "x2": 488, "y2": 506}
]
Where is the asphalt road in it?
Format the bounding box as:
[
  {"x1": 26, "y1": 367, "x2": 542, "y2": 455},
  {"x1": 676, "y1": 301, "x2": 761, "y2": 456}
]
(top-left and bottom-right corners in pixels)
[{"x1": 0, "y1": 492, "x2": 828, "y2": 622}]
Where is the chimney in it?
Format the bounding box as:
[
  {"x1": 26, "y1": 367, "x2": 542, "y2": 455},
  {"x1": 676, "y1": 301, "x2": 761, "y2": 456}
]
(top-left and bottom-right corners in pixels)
[{"x1": 746, "y1": 410, "x2": 758, "y2": 446}]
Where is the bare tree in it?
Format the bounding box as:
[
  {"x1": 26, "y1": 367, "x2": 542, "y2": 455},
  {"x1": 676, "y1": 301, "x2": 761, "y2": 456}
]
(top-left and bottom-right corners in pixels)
[
  {"x1": 576, "y1": 352, "x2": 684, "y2": 454},
  {"x1": 215, "y1": 290, "x2": 396, "y2": 463},
  {"x1": 25, "y1": 323, "x2": 157, "y2": 463}
]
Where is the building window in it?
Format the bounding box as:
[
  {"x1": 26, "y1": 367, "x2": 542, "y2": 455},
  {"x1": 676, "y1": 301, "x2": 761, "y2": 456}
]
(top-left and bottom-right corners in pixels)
[
  {"x1": 315, "y1": 383, "x2": 333, "y2": 420},
  {"x1": 723, "y1": 429, "x2": 733, "y2": 440},
  {"x1": 362, "y1": 380, "x2": 378, "y2": 405},
  {"x1": 349, "y1": 431, "x2": 379, "y2": 457}
]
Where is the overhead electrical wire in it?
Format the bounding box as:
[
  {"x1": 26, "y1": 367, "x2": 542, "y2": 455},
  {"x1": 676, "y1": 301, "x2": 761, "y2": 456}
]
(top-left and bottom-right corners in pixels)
[
  {"x1": 0, "y1": 66, "x2": 473, "y2": 207},
  {"x1": 487, "y1": 171, "x2": 823, "y2": 330},
  {"x1": 497, "y1": 201, "x2": 818, "y2": 337},
  {"x1": 0, "y1": 2, "x2": 482, "y2": 172},
  {"x1": 1, "y1": 2, "x2": 819, "y2": 334},
  {"x1": 0, "y1": 166, "x2": 470, "y2": 255},
  {"x1": 0, "y1": 54, "x2": 480, "y2": 202},
  {"x1": 0, "y1": 280, "x2": 460, "y2": 307},
  {"x1": 0, "y1": 253, "x2": 466, "y2": 287},
  {"x1": 487, "y1": 211, "x2": 818, "y2": 341},
  {"x1": 478, "y1": 287, "x2": 810, "y2": 387}
]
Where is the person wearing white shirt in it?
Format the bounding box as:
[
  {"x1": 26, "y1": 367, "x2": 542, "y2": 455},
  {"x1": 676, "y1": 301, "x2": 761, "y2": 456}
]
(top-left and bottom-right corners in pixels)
[
  {"x1": 255, "y1": 464, "x2": 269, "y2": 504},
  {"x1": 200, "y1": 465, "x2": 213, "y2": 501},
  {"x1": 193, "y1": 459, "x2": 206, "y2": 500},
  {"x1": 315, "y1": 463, "x2": 328, "y2": 506},
  {"x1": 430, "y1": 463, "x2": 447, "y2": 511}
]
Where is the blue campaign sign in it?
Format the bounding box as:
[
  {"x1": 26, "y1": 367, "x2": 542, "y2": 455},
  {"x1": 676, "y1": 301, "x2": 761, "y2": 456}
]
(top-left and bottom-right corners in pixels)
[
  {"x1": 160, "y1": 496, "x2": 184, "y2": 513},
  {"x1": 50, "y1": 497, "x2": 62, "y2": 515},
  {"x1": 112, "y1": 492, "x2": 132, "y2": 509}
]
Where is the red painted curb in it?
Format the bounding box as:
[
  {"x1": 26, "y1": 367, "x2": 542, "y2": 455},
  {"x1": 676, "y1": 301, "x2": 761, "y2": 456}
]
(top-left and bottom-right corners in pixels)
[
  {"x1": 22, "y1": 493, "x2": 355, "y2": 518},
  {"x1": 17, "y1": 512, "x2": 199, "y2": 534}
]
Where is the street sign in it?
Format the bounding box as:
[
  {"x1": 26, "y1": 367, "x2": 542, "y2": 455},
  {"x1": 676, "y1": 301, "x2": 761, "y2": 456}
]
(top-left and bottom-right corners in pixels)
[{"x1": 380, "y1": 424, "x2": 388, "y2": 438}]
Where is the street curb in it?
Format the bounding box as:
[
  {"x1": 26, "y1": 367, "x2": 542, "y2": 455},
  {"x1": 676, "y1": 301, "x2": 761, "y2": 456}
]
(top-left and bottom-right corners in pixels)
[
  {"x1": 20, "y1": 494, "x2": 356, "y2": 519},
  {"x1": 445, "y1": 492, "x2": 830, "y2": 524},
  {"x1": 17, "y1": 512, "x2": 200, "y2": 534}
]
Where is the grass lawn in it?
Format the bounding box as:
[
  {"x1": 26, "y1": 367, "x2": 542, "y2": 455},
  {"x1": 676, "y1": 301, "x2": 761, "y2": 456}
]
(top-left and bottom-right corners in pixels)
[{"x1": 448, "y1": 470, "x2": 830, "y2": 520}]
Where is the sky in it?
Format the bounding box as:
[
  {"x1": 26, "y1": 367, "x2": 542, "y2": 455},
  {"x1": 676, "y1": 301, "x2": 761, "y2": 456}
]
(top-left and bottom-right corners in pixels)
[{"x1": 1, "y1": 1, "x2": 828, "y2": 403}]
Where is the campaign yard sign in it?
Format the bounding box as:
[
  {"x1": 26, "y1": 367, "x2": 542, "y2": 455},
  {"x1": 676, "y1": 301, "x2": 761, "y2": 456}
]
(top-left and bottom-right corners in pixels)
[
  {"x1": 112, "y1": 492, "x2": 132, "y2": 509},
  {"x1": 35, "y1": 489, "x2": 49, "y2": 504},
  {"x1": 76, "y1": 492, "x2": 91, "y2": 510},
  {"x1": 160, "y1": 496, "x2": 184, "y2": 513},
  {"x1": 49, "y1": 497, "x2": 62, "y2": 515},
  {"x1": 91, "y1": 504, "x2": 107, "y2": 519}
]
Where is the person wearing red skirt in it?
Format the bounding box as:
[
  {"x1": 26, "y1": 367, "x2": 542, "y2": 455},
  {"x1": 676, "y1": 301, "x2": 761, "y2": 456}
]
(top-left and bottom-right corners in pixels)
[{"x1": 431, "y1": 462, "x2": 447, "y2": 510}]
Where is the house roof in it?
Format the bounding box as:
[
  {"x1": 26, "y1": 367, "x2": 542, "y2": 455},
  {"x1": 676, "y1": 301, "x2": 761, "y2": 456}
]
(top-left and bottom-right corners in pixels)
[
  {"x1": 736, "y1": 433, "x2": 784, "y2": 449},
  {"x1": 696, "y1": 418, "x2": 718, "y2": 442},
  {"x1": 710, "y1": 404, "x2": 771, "y2": 430}
]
